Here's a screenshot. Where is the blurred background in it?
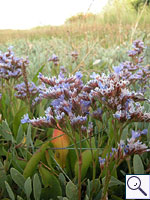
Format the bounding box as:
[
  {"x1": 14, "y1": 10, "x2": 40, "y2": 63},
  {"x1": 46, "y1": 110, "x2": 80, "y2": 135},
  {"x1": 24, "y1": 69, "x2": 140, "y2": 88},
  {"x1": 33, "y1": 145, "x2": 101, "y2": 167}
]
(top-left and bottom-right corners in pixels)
[
  {"x1": 0, "y1": 0, "x2": 150, "y2": 79},
  {"x1": 0, "y1": 0, "x2": 150, "y2": 45}
]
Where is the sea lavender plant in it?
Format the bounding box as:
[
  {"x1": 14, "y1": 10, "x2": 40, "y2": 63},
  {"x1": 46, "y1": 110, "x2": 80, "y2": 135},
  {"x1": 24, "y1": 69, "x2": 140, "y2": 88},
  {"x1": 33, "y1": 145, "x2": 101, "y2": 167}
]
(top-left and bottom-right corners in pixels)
[
  {"x1": 14, "y1": 81, "x2": 41, "y2": 107},
  {"x1": 113, "y1": 40, "x2": 150, "y2": 94},
  {"x1": 20, "y1": 40, "x2": 150, "y2": 200},
  {"x1": 21, "y1": 70, "x2": 93, "y2": 200},
  {"x1": 0, "y1": 46, "x2": 28, "y2": 80},
  {"x1": 22, "y1": 71, "x2": 91, "y2": 131},
  {"x1": 99, "y1": 129, "x2": 149, "y2": 171},
  {"x1": 84, "y1": 72, "x2": 150, "y2": 123}
]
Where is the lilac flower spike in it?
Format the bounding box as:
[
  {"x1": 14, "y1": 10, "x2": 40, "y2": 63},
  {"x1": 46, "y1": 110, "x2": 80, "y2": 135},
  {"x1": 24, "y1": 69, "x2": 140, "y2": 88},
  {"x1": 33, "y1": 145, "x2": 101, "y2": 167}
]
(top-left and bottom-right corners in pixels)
[
  {"x1": 99, "y1": 135, "x2": 149, "y2": 170},
  {"x1": 0, "y1": 47, "x2": 28, "y2": 80}
]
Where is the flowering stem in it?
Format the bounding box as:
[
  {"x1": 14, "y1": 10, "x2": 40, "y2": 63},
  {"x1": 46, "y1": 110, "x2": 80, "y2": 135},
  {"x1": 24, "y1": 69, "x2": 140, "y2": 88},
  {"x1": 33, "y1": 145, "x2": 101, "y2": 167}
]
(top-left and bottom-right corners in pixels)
[
  {"x1": 87, "y1": 135, "x2": 96, "y2": 200},
  {"x1": 78, "y1": 130, "x2": 82, "y2": 200},
  {"x1": 126, "y1": 157, "x2": 132, "y2": 174},
  {"x1": 71, "y1": 131, "x2": 82, "y2": 200},
  {"x1": 102, "y1": 167, "x2": 111, "y2": 200}
]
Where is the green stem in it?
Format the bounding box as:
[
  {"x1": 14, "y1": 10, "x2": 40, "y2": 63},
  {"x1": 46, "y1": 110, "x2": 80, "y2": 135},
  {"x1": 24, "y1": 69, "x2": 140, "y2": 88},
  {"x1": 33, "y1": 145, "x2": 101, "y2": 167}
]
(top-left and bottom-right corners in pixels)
[
  {"x1": 126, "y1": 157, "x2": 132, "y2": 174},
  {"x1": 71, "y1": 131, "x2": 82, "y2": 200},
  {"x1": 88, "y1": 135, "x2": 96, "y2": 200},
  {"x1": 102, "y1": 167, "x2": 111, "y2": 200}
]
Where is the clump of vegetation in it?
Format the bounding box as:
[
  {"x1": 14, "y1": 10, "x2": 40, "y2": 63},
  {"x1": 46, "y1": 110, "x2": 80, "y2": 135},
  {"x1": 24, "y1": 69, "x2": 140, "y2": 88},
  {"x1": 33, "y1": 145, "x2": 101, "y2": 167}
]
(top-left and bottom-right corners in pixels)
[
  {"x1": 0, "y1": 40, "x2": 150, "y2": 200},
  {"x1": 0, "y1": 1, "x2": 150, "y2": 199}
]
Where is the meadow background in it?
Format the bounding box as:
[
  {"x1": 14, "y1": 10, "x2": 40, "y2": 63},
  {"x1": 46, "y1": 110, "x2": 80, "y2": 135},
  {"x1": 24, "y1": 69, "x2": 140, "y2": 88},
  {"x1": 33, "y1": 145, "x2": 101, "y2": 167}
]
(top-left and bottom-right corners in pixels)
[
  {"x1": 1, "y1": 0, "x2": 150, "y2": 199},
  {"x1": 0, "y1": 0, "x2": 150, "y2": 79}
]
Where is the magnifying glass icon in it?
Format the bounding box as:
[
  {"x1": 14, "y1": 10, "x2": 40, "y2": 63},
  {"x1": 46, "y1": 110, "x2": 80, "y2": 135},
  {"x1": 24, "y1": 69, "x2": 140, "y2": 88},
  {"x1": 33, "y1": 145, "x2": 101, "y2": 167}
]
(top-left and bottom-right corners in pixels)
[{"x1": 127, "y1": 176, "x2": 147, "y2": 196}]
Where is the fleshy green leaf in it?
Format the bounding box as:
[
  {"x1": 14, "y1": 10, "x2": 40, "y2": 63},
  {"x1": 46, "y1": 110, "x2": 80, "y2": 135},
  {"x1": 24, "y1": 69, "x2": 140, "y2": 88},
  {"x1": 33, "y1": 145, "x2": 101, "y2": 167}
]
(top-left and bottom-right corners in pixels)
[
  {"x1": 13, "y1": 107, "x2": 27, "y2": 137},
  {"x1": 39, "y1": 165, "x2": 62, "y2": 198},
  {"x1": 0, "y1": 161, "x2": 7, "y2": 189},
  {"x1": 33, "y1": 174, "x2": 41, "y2": 200},
  {"x1": 5, "y1": 181, "x2": 15, "y2": 200},
  {"x1": 16, "y1": 124, "x2": 24, "y2": 144},
  {"x1": 24, "y1": 177, "x2": 32, "y2": 199},
  {"x1": 0, "y1": 120, "x2": 14, "y2": 142},
  {"x1": 23, "y1": 141, "x2": 50, "y2": 178},
  {"x1": 10, "y1": 168, "x2": 25, "y2": 191},
  {"x1": 133, "y1": 155, "x2": 144, "y2": 174},
  {"x1": 66, "y1": 181, "x2": 78, "y2": 200},
  {"x1": 17, "y1": 196, "x2": 24, "y2": 200},
  {"x1": 102, "y1": 176, "x2": 125, "y2": 187}
]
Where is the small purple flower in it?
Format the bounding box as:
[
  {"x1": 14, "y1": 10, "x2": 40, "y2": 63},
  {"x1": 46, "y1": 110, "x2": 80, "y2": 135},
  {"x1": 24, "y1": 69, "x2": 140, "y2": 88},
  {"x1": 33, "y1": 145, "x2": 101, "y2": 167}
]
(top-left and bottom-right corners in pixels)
[
  {"x1": 98, "y1": 81, "x2": 106, "y2": 89},
  {"x1": 90, "y1": 72, "x2": 99, "y2": 79},
  {"x1": 75, "y1": 71, "x2": 83, "y2": 79},
  {"x1": 131, "y1": 130, "x2": 141, "y2": 139},
  {"x1": 131, "y1": 129, "x2": 148, "y2": 139},
  {"x1": 141, "y1": 129, "x2": 148, "y2": 135},
  {"x1": 113, "y1": 65, "x2": 123, "y2": 74},
  {"x1": 21, "y1": 114, "x2": 30, "y2": 124},
  {"x1": 51, "y1": 95, "x2": 65, "y2": 108},
  {"x1": 112, "y1": 148, "x2": 117, "y2": 152},
  {"x1": 48, "y1": 54, "x2": 59, "y2": 65},
  {"x1": 99, "y1": 157, "x2": 106, "y2": 169}
]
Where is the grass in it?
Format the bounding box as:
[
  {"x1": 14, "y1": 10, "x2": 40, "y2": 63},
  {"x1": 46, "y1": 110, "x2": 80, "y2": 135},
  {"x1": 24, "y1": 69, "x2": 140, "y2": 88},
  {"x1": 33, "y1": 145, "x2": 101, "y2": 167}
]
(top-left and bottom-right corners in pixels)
[{"x1": 0, "y1": 0, "x2": 150, "y2": 79}]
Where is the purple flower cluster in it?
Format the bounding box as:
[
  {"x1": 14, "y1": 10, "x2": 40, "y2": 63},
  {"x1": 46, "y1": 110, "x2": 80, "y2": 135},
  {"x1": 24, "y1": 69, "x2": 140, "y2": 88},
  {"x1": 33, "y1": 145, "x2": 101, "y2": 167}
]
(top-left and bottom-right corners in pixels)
[
  {"x1": 48, "y1": 54, "x2": 59, "y2": 66},
  {"x1": 0, "y1": 46, "x2": 28, "y2": 80},
  {"x1": 99, "y1": 129, "x2": 148, "y2": 170},
  {"x1": 113, "y1": 40, "x2": 150, "y2": 93},
  {"x1": 131, "y1": 129, "x2": 148, "y2": 139},
  {"x1": 22, "y1": 71, "x2": 91, "y2": 132},
  {"x1": 15, "y1": 82, "x2": 38, "y2": 99},
  {"x1": 14, "y1": 82, "x2": 41, "y2": 106},
  {"x1": 84, "y1": 72, "x2": 150, "y2": 122},
  {"x1": 128, "y1": 40, "x2": 145, "y2": 59}
]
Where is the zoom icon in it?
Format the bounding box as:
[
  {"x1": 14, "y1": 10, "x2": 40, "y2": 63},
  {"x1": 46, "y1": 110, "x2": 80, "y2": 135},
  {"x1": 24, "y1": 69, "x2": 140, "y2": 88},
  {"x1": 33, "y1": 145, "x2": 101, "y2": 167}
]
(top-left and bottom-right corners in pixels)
[{"x1": 126, "y1": 175, "x2": 150, "y2": 199}]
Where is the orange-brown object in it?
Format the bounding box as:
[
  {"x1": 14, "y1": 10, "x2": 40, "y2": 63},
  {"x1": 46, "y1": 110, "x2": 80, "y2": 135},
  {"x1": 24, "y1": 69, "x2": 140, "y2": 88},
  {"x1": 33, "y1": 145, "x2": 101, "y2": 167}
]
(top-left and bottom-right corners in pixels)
[{"x1": 51, "y1": 128, "x2": 70, "y2": 168}]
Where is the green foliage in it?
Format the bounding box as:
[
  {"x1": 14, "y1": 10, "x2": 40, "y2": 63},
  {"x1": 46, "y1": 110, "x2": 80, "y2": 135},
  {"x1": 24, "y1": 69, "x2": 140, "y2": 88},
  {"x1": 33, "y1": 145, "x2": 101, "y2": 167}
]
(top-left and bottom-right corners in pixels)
[
  {"x1": 66, "y1": 181, "x2": 78, "y2": 200},
  {"x1": 33, "y1": 174, "x2": 41, "y2": 200},
  {"x1": 75, "y1": 150, "x2": 93, "y2": 180},
  {"x1": 0, "y1": 161, "x2": 7, "y2": 189},
  {"x1": 133, "y1": 155, "x2": 145, "y2": 174},
  {"x1": 129, "y1": 0, "x2": 150, "y2": 11},
  {"x1": 5, "y1": 181, "x2": 15, "y2": 200},
  {"x1": 39, "y1": 165, "x2": 62, "y2": 198},
  {"x1": 24, "y1": 177, "x2": 32, "y2": 199},
  {"x1": 10, "y1": 168, "x2": 25, "y2": 191},
  {"x1": 23, "y1": 141, "x2": 50, "y2": 178},
  {"x1": 0, "y1": 6, "x2": 150, "y2": 199}
]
